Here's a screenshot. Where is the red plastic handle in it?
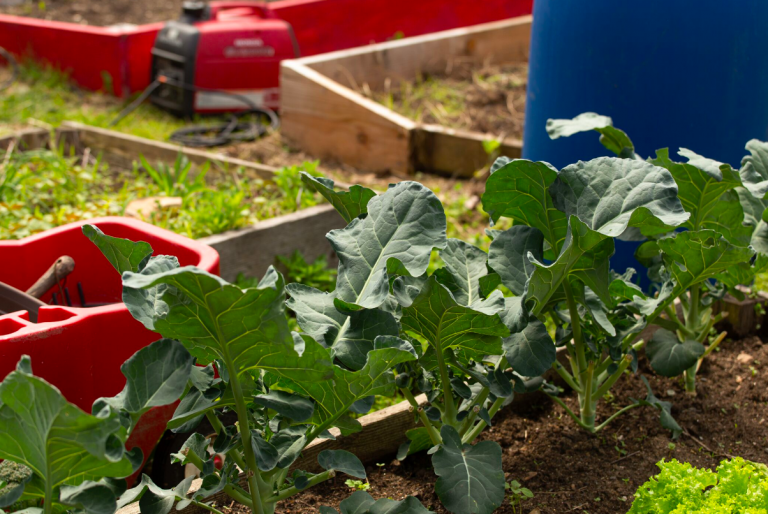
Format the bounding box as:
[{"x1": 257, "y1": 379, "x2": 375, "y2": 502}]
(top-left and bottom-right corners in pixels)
[{"x1": 208, "y1": 1, "x2": 275, "y2": 19}]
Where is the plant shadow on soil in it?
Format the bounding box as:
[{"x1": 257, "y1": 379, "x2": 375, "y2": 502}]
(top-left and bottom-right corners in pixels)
[{"x1": 220, "y1": 331, "x2": 768, "y2": 514}]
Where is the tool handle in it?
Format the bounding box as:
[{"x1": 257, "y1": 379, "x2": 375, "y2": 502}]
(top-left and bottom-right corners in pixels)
[
  {"x1": 209, "y1": 2, "x2": 275, "y2": 20},
  {"x1": 25, "y1": 256, "x2": 75, "y2": 299}
]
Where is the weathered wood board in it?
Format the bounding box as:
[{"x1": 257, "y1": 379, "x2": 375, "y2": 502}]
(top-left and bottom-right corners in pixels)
[{"x1": 281, "y1": 15, "x2": 532, "y2": 177}]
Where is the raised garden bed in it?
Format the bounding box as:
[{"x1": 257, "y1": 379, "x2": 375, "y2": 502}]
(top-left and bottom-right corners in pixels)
[
  {"x1": 0, "y1": 124, "x2": 345, "y2": 280},
  {"x1": 280, "y1": 15, "x2": 531, "y2": 177}
]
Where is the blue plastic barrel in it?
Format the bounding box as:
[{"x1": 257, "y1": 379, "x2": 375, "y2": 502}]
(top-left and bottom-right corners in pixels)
[{"x1": 522, "y1": 0, "x2": 768, "y2": 286}]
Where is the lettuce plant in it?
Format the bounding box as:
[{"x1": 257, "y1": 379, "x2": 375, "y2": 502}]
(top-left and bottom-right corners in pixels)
[
  {"x1": 83, "y1": 224, "x2": 428, "y2": 514},
  {"x1": 0, "y1": 336, "x2": 196, "y2": 514},
  {"x1": 548, "y1": 113, "x2": 768, "y2": 393},
  {"x1": 628, "y1": 458, "x2": 768, "y2": 513}
]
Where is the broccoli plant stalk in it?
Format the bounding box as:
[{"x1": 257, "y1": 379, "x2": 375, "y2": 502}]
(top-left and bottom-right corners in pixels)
[{"x1": 545, "y1": 113, "x2": 768, "y2": 396}]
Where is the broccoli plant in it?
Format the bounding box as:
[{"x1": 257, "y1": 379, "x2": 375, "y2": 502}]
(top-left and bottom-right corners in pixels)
[
  {"x1": 628, "y1": 458, "x2": 768, "y2": 513},
  {"x1": 0, "y1": 336, "x2": 195, "y2": 514},
  {"x1": 84, "y1": 224, "x2": 427, "y2": 514},
  {"x1": 548, "y1": 113, "x2": 768, "y2": 393},
  {"x1": 480, "y1": 153, "x2": 689, "y2": 435}
]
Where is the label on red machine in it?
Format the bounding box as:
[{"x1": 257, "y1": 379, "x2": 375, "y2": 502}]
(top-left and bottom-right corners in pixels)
[{"x1": 193, "y1": 88, "x2": 280, "y2": 110}]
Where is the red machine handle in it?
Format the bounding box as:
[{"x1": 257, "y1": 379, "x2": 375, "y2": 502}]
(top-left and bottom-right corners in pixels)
[{"x1": 208, "y1": 2, "x2": 276, "y2": 20}]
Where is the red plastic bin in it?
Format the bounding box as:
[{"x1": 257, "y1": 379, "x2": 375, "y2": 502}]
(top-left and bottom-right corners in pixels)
[{"x1": 0, "y1": 217, "x2": 219, "y2": 481}]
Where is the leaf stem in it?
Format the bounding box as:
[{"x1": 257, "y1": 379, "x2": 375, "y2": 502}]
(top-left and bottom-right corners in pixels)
[
  {"x1": 461, "y1": 396, "x2": 504, "y2": 445},
  {"x1": 458, "y1": 389, "x2": 490, "y2": 436},
  {"x1": 701, "y1": 330, "x2": 727, "y2": 359},
  {"x1": 263, "y1": 469, "x2": 336, "y2": 504},
  {"x1": 591, "y1": 354, "x2": 633, "y2": 402},
  {"x1": 206, "y1": 411, "x2": 248, "y2": 472},
  {"x1": 546, "y1": 393, "x2": 592, "y2": 431},
  {"x1": 223, "y1": 484, "x2": 252, "y2": 506},
  {"x1": 434, "y1": 334, "x2": 457, "y2": 426},
  {"x1": 593, "y1": 402, "x2": 643, "y2": 432},
  {"x1": 400, "y1": 387, "x2": 442, "y2": 445},
  {"x1": 552, "y1": 361, "x2": 581, "y2": 394},
  {"x1": 191, "y1": 499, "x2": 226, "y2": 514}
]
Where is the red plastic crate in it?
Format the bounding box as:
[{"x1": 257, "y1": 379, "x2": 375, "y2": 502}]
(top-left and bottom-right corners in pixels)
[{"x1": 0, "y1": 217, "x2": 219, "y2": 482}]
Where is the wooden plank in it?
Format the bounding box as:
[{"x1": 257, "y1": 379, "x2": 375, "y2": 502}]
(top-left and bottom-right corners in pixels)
[
  {"x1": 412, "y1": 124, "x2": 523, "y2": 177},
  {"x1": 714, "y1": 287, "x2": 768, "y2": 337},
  {"x1": 301, "y1": 16, "x2": 532, "y2": 90},
  {"x1": 281, "y1": 61, "x2": 414, "y2": 174},
  {"x1": 0, "y1": 127, "x2": 50, "y2": 151},
  {"x1": 60, "y1": 122, "x2": 278, "y2": 180},
  {"x1": 198, "y1": 204, "x2": 345, "y2": 282}
]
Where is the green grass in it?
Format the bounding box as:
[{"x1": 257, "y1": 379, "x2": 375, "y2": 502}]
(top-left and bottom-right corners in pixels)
[
  {"x1": 0, "y1": 146, "x2": 325, "y2": 240},
  {"x1": 0, "y1": 62, "x2": 189, "y2": 140}
]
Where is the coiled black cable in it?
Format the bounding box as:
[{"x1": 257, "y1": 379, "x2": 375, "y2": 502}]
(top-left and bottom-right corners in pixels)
[
  {"x1": 0, "y1": 46, "x2": 19, "y2": 91},
  {"x1": 109, "y1": 76, "x2": 279, "y2": 148}
]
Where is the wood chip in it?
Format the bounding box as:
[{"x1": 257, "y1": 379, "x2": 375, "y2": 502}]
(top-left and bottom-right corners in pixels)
[
  {"x1": 737, "y1": 352, "x2": 754, "y2": 364},
  {"x1": 125, "y1": 196, "x2": 182, "y2": 219}
]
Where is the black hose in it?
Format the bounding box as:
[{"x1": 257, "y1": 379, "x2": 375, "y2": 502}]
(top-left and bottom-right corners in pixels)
[
  {"x1": 0, "y1": 46, "x2": 19, "y2": 92},
  {"x1": 109, "y1": 76, "x2": 279, "y2": 148}
]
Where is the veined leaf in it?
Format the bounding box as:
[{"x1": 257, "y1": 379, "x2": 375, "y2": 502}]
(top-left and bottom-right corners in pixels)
[
  {"x1": 329, "y1": 181, "x2": 447, "y2": 310},
  {"x1": 0, "y1": 357, "x2": 133, "y2": 507},
  {"x1": 252, "y1": 390, "x2": 314, "y2": 422},
  {"x1": 318, "y1": 450, "x2": 366, "y2": 479},
  {"x1": 550, "y1": 157, "x2": 689, "y2": 238},
  {"x1": 121, "y1": 266, "x2": 334, "y2": 383},
  {"x1": 116, "y1": 474, "x2": 196, "y2": 514},
  {"x1": 657, "y1": 230, "x2": 755, "y2": 296},
  {"x1": 487, "y1": 225, "x2": 544, "y2": 296},
  {"x1": 650, "y1": 149, "x2": 750, "y2": 245},
  {"x1": 82, "y1": 224, "x2": 152, "y2": 274},
  {"x1": 432, "y1": 426, "x2": 505, "y2": 514},
  {"x1": 546, "y1": 112, "x2": 635, "y2": 158},
  {"x1": 94, "y1": 338, "x2": 194, "y2": 422},
  {"x1": 434, "y1": 239, "x2": 492, "y2": 306},
  {"x1": 320, "y1": 490, "x2": 432, "y2": 514},
  {"x1": 300, "y1": 172, "x2": 376, "y2": 223},
  {"x1": 739, "y1": 139, "x2": 768, "y2": 199},
  {"x1": 499, "y1": 297, "x2": 555, "y2": 377},
  {"x1": 401, "y1": 277, "x2": 509, "y2": 360},
  {"x1": 481, "y1": 159, "x2": 566, "y2": 252},
  {"x1": 278, "y1": 336, "x2": 418, "y2": 433},
  {"x1": 647, "y1": 329, "x2": 705, "y2": 377}
]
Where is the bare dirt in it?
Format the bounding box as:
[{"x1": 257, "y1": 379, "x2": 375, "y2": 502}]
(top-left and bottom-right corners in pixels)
[
  {"x1": 222, "y1": 333, "x2": 768, "y2": 514},
  {"x1": 367, "y1": 60, "x2": 527, "y2": 139}
]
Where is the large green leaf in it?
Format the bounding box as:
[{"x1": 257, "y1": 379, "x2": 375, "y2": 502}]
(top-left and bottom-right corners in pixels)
[
  {"x1": 550, "y1": 157, "x2": 689, "y2": 238},
  {"x1": 650, "y1": 149, "x2": 750, "y2": 245},
  {"x1": 317, "y1": 450, "x2": 366, "y2": 479},
  {"x1": 0, "y1": 357, "x2": 133, "y2": 505},
  {"x1": 277, "y1": 336, "x2": 418, "y2": 432},
  {"x1": 525, "y1": 157, "x2": 688, "y2": 314},
  {"x1": 401, "y1": 277, "x2": 509, "y2": 360},
  {"x1": 121, "y1": 266, "x2": 333, "y2": 383},
  {"x1": 482, "y1": 159, "x2": 567, "y2": 252},
  {"x1": 500, "y1": 298, "x2": 556, "y2": 377},
  {"x1": 487, "y1": 225, "x2": 544, "y2": 296},
  {"x1": 320, "y1": 490, "x2": 432, "y2": 514},
  {"x1": 646, "y1": 329, "x2": 705, "y2": 377},
  {"x1": 84, "y1": 224, "x2": 179, "y2": 331},
  {"x1": 95, "y1": 339, "x2": 194, "y2": 422},
  {"x1": 329, "y1": 181, "x2": 447, "y2": 310},
  {"x1": 300, "y1": 172, "x2": 377, "y2": 223},
  {"x1": 82, "y1": 225, "x2": 152, "y2": 274},
  {"x1": 116, "y1": 474, "x2": 197, "y2": 514},
  {"x1": 434, "y1": 239, "x2": 491, "y2": 307},
  {"x1": 657, "y1": 230, "x2": 755, "y2": 296},
  {"x1": 432, "y1": 426, "x2": 505, "y2": 514},
  {"x1": 739, "y1": 139, "x2": 768, "y2": 199},
  {"x1": 546, "y1": 112, "x2": 635, "y2": 158},
  {"x1": 332, "y1": 309, "x2": 400, "y2": 371},
  {"x1": 252, "y1": 390, "x2": 314, "y2": 422}
]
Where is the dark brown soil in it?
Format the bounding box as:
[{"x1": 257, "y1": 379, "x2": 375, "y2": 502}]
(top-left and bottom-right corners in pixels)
[
  {"x1": 368, "y1": 60, "x2": 527, "y2": 139},
  {"x1": 247, "y1": 334, "x2": 767, "y2": 514},
  {"x1": 0, "y1": 0, "x2": 194, "y2": 26}
]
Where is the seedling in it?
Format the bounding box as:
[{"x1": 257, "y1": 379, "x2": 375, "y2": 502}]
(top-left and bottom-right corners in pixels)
[
  {"x1": 548, "y1": 113, "x2": 768, "y2": 395},
  {"x1": 505, "y1": 480, "x2": 533, "y2": 514},
  {"x1": 345, "y1": 479, "x2": 370, "y2": 491}
]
